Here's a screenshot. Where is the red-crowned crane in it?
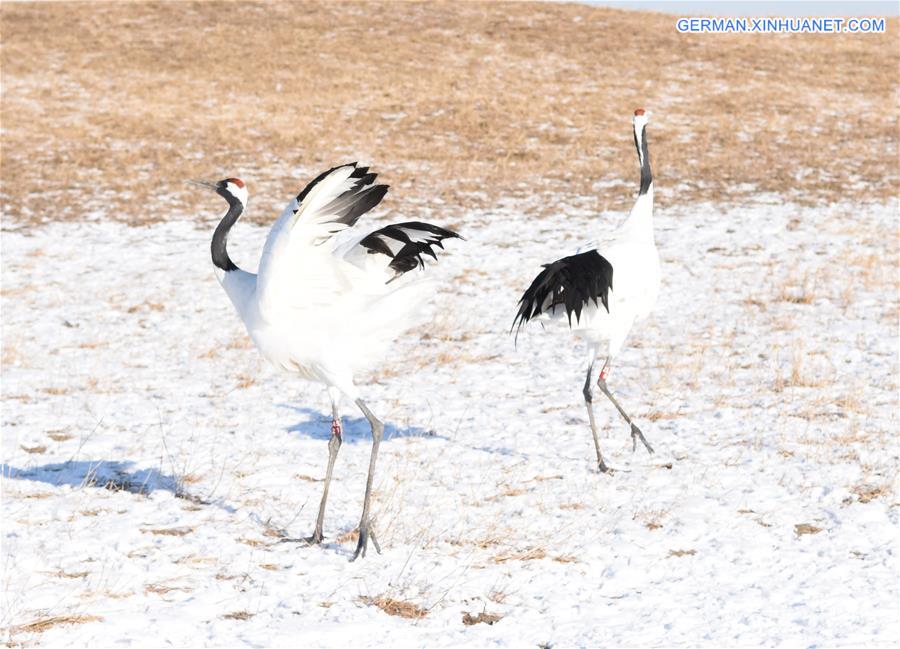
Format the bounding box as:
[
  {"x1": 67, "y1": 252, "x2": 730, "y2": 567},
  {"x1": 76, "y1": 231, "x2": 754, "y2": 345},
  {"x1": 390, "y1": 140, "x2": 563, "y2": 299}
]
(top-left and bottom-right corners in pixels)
[
  {"x1": 512, "y1": 109, "x2": 659, "y2": 472},
  {"x1": 193, "y1": 163, "x2": 460, "y2": 559}
]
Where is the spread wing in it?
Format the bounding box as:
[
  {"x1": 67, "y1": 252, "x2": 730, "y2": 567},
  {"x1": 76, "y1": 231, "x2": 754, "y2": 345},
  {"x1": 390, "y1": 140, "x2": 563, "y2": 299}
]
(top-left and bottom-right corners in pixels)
[
  {"x1": 256, "y1": 163, "x2": 388, "y2": 319},
  {"x1": 353, "y1": 221, "x2": 462, "y2": 282}
]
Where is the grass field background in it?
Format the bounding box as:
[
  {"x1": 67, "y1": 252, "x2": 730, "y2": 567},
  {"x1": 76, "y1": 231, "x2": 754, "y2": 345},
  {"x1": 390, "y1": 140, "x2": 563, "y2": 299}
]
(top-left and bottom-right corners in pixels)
[{"x1": 2, "y1": 1, "x2": 897, "y2": 225}]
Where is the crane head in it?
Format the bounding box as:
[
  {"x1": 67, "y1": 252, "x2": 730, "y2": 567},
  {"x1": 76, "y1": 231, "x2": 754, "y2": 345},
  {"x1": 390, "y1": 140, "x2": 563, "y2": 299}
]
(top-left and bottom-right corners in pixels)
[
  {"x1": 188, "y1": 177, "x2": 248, "y2": 209},
  {"x1": 633, "y1": 108, "x2": 650, "y2": 129}
]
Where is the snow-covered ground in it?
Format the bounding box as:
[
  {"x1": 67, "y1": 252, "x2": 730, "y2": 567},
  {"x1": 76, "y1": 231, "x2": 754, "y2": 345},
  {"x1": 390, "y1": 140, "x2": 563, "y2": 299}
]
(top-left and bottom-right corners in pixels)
[{"x1": 2, "y1": 196, "x2": 897, "y2": 647}]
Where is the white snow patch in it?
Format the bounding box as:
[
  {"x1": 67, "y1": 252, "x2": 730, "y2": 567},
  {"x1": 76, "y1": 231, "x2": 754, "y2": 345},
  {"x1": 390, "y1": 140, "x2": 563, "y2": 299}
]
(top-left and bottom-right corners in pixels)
[{"x1": 1, "y1": 198, "x2": 898, "y2": 646}]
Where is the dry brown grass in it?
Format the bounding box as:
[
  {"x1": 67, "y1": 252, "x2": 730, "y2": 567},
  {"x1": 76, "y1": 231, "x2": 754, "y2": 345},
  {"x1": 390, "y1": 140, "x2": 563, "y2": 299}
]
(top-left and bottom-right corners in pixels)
[
  {"x1": 361, "y1": 596, "x2": 428, "y2": 619},
  {"x1": 126, "y1": 302, "x2": 165, "y2": 313},
  {"x1": 234, "y1": 373, "x2": 256, "y2": 389},
  {"x1": 222, "y1": 611, "x2": 254, "y2": 621},
  {"x1": 22, "y1": 492, "x2": 53, "y2": 499},
  {"x1": 293, "y1": 473, "x2": 323, "y2": 482},
  {"x1": 448, "y1": 533, "x2": 505, "y2": 549},
  {"x1": 462, "y1": 610, "x2": 503, "y2": 626},
  {"x1": 141, "y1": 527, "x2": 193, "y2": 537},
  {"x1": 486, "y1": 485, "x2": 530, "y2": 501},
  {"x1": 850, "y1": 482, "x2": 892, "y2": 504},
  {"x1": 20, "y1": 444, "x2": 47, "y2": 454},
  {"x1": 491, "y1": 547, "x2": 547, "y2": 563},
  {"x1": 773, "y1": 339, "x2": 836, "y2": 393},
  {"x1": 529, "y1": 474, "x2": 565, "y2": 482},
  {"x1": 145, "y1": 583, "x2": 192, "y2": 595},
  {"x1": 48, "y1": 569, "x2": 89, "y2": 579},
  {"x1": 225, "y1": 336, "x2": 254, "y2": 350},
  {"x1": 794, "y1": 523, "x2": 823, "y2": 536},
  {"x1": 175, "y1": 555, "x2": 217, "y2": 566},
  {"x1": 237, "y1": 537, "x2": 270, "y2": 547},
  {"x1": 487, "y1": 589, "x2": 508, "y2": 604},
  {"x1": 645, "y1": 409, "x2": 686, "y2": 422},
  {"x1": 1, "y1": 3, "x2": 896, "y2": 227},
  {"x1": 10, "y1": 614, "x2": 102, "y2": 635},
  {"x1": 777, "y1": 272, "x2": 818, "y2": 305},
  {"x1": 1, "y1": 342, "x2": 26, "y2": 368},
  {"x1": 634, "y1": 508, "x2": 668, "y2": 530}
]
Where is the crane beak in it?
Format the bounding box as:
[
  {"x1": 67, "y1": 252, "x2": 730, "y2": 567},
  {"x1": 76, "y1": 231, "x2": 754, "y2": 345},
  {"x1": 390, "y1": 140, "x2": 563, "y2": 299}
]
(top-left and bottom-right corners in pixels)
[{"x1": 186, "y1": 179, "x2": 218, "y2": 191}]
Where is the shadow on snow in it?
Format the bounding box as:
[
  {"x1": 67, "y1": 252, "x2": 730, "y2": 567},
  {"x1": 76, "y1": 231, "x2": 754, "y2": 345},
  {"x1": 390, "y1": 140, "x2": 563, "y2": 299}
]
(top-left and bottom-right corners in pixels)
[
  {"x1": 278, "y1": 404, "x2": 446, "y2": 444},
  {"x1": 1, "y1": 460, "x2": 231, "y2": 509}
]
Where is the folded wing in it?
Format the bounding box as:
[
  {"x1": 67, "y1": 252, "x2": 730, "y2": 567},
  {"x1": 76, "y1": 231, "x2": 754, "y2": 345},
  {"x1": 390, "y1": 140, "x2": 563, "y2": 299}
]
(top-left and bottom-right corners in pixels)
[{"x1": 512, "y1": 250, "x2": 614, "y2": 336}]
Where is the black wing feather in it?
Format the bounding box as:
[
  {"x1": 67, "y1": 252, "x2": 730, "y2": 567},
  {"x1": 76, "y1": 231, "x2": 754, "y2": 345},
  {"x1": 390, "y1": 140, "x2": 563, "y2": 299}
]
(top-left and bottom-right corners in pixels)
[
  {"x1": 326, "y1": 184, "x2": 388, "y2": 226},
  {"x1": 512, "y1": 250, "x2": 614, "y2": 337},
  {"x1": 292, "y1": 162, "x2": 388, "y2": 229},
  {"x1": 359, "y1": 221, "x2": 462, "y2": 281}
]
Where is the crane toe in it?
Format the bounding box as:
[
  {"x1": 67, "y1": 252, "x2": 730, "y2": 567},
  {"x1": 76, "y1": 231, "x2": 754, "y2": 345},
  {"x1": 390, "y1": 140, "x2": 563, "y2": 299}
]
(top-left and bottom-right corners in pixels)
[
  {"x1": 304, "y1": 530, "x2": 325, "y2": 545},
  {"x1": 351, "y1": 524, "x2": 382, "y2": 561},
  {"x1": 631, "y1": 423, "x2": 655, "y2": 455}
]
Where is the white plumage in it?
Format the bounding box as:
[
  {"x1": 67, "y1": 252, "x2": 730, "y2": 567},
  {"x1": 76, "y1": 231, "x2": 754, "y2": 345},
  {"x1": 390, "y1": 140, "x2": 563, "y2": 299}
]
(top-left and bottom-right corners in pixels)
[
  {"x1": 513, "y1": 109, "x2": 660, "y2": 471},
  {"x1": 196, "y1": 164, "x2": 460, "y2": 559}
]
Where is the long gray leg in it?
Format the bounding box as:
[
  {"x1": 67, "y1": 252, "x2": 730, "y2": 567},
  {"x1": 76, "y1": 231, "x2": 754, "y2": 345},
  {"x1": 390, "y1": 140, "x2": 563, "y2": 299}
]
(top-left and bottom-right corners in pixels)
[
  {"x1": 306, "y1": 400, "x2": 343, "y2": 544},
  {"x1": 351, "y1": 398, "x2": 384, "y2": 561},
  {"x1": 583, "y1": 363, "x2": 610, "y2": 473},
  {"x1": 596, "y1": 360, "x2": 654, "y2": 455}
]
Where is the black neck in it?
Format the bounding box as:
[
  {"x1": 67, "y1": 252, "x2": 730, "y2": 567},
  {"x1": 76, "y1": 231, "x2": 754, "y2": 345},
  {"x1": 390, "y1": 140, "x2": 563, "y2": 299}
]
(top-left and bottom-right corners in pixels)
[
  {"x1": 211, "y1": 196, "x2": 242, "y2": 272},
  {"x1": 633, "y1": 124, "x2": 652, "y2": 195}
]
